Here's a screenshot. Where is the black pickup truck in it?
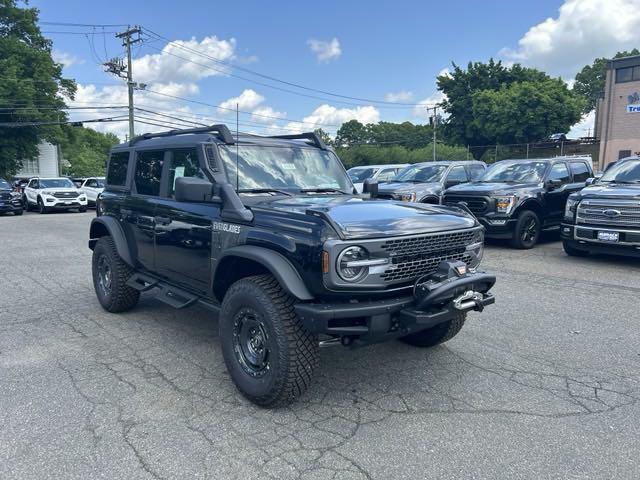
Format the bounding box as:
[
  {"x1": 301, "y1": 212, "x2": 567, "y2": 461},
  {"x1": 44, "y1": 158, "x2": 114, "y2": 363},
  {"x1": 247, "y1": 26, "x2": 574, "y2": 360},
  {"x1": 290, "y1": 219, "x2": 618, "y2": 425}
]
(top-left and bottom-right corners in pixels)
[
  {"x1": 561, "y1": 157, "x2": 640, "y2": 258},
  {"x1": 88, "y1": 125, "x2": 495, "y2": 407},
  {"x1": 443, "y1": 157, "x2": 593, "y2": 248}
]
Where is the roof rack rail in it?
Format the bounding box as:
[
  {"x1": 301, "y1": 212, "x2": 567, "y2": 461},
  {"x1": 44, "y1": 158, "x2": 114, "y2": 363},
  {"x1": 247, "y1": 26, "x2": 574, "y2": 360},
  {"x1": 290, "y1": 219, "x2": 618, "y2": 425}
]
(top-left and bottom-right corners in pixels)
[
  {"x1": 268, "y1": 132, "x2": 327, "y2": 150},
  {"x1": 129, "y1": 124, "x2": 234, "y2": 146}
]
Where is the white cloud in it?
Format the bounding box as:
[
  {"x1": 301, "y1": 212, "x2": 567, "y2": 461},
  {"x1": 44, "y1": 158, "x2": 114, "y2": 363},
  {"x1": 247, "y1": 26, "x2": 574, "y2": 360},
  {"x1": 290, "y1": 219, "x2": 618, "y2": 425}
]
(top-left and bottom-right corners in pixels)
[
  {"x1": 384, "y1": 90, "x2": 414, "y2": 103},
  {"x1": 307, "y1": 38, "x2": 342, "y2": 63},
  {"x1": 218, "y1": 89, "x2": 264, "y2": 111},
  {"x1": 133, "y1": 35, "x2": 236, "y2": 84},
  {"x1": 52, "y1": 50, "x2": 84, "y2": 68},
  {"x1": 500, "y1": 0, "x2": 640, "y2": 78},
  {"x1": 285, "y1": 104, "x2": 379, "y2": 133},
  {"x1": 251, "y1": 106, "x2": 286, "y2": 123},
  {"x1": 412, "y1": 91, "x2": 447, "y2": 120},
  {"x1": 568, "y1": 110, "x2": 596, "y2": 138}
]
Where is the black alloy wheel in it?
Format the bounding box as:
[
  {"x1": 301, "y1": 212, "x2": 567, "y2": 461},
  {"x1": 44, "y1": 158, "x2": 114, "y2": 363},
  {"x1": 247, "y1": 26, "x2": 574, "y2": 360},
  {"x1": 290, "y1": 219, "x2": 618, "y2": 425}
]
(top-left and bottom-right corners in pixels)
[{"x1": 232, "y1": 308, "x2": 271, "y2": 378}]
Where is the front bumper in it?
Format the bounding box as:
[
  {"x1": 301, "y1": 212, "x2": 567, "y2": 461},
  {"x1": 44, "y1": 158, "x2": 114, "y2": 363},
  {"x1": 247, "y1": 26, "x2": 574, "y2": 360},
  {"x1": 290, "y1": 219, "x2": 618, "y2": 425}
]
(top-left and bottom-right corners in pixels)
[
  {"x1": 0, "y1": 200, "x2": 23, "y2": 212},
  {"x1": 561, "y1": 223, "x2": 640, "y2": 257},
  {"x1": 43, "y1": 197, "x2": 87, "y2": 209},
  {"x1": 295, "y1": 262, "x2": 496, "y2": 347},
  {"x1": 477, "y1": 216, "x2": 517, "y2": 239}
]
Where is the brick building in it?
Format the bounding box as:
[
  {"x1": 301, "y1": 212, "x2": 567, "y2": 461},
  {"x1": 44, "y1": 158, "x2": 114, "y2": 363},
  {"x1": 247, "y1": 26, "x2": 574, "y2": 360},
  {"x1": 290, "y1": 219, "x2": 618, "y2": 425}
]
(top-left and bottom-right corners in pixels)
[{"x1": 596, "y1": 54, "x2": 640, "y2": 169}]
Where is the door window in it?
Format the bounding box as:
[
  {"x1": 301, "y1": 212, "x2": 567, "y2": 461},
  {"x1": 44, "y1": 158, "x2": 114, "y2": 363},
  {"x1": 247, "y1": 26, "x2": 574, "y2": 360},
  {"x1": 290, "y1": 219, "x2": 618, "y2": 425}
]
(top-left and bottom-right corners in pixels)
[
  {"x1": 376, "y1": 168, "x2": 397, "y2": 182},
  {"x1": 447, "y1": 166, "x2": 468, "y2": 183},
  {"x1": 166, "y1": 148, "x2": 205, "y2": 198},
  {"x1": 548, "y1": 163, "x2": 570, "y2": 184},
  {"x1": 134, "y1": 150, "x2": 164, "y2": 196},
  {"x1": 569, "y1": 162, "x2": 590, "y2": 182},
  {"x1": 107, "y1": 152, "x2": 130, "y2": 186},
  {"x1": 87, "y1": 179, "x2": 98, "y2": 188}
]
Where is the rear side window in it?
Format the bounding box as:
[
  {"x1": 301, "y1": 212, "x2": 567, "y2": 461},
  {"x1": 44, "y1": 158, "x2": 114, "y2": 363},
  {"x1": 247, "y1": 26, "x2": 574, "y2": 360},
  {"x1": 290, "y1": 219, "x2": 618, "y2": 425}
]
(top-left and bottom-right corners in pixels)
[
  {"x1": 106, "y1": 152, "x2": 130, "y2": 186},
  {"x1": 134, "y1": 150, "x2": 164, "y2": 196},
  {"x1": 569, "y1": 162, "x2": 590, "y2": 182},
  {"x1": 467, "y1": 164, "x2": 485, "y2": 181},
  {"x1": 166, "y1": 148, "x2": 205, "y2": 198},
  {"x1": 447, "y1": 166, "x2": 468, "y2": 182}
]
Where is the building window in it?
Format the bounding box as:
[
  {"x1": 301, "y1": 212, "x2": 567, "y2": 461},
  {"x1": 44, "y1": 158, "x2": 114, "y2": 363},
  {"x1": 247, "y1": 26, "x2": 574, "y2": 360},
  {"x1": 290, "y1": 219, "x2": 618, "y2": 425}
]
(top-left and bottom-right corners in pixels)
[{"x1": 616, "y1": 66, "x2": 640, "y2": 83}]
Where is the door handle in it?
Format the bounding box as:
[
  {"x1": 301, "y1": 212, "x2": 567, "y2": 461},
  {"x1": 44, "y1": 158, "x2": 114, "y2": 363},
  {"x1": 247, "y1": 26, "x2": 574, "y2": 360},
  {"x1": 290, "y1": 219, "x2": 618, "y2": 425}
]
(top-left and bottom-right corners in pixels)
[{"x1": 154, "y1": 216, "x2": 171, "y2": 225}]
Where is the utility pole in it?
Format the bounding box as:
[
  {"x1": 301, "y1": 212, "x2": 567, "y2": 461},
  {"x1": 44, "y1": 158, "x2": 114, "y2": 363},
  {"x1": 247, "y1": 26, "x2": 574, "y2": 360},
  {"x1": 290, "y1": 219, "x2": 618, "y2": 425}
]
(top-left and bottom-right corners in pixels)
[
  {"x1": 432, "y1": 106, "x2": 437, "y2": 161},
  {"x1": 105, "y1": 26, "x2": 141, "y2": 140}
]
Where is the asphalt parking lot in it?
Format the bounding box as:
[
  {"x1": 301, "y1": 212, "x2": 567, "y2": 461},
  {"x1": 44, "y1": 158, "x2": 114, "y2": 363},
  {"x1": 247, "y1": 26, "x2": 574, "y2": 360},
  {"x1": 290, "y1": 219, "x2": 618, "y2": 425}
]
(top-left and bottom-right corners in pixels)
[{"x1": 1, "y1": 210, "x2": 639, "y2": 480}]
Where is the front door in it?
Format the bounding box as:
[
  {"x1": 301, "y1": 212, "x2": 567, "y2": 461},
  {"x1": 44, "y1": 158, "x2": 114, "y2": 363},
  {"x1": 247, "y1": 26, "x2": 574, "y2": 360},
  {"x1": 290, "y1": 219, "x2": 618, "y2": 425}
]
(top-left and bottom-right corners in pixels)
[
  {"x1": 153, "y1": 148, "x2": 215, "y2": 293},
  {"x1": 544, "y1": 162, "x2": 572, "y2": 225}
]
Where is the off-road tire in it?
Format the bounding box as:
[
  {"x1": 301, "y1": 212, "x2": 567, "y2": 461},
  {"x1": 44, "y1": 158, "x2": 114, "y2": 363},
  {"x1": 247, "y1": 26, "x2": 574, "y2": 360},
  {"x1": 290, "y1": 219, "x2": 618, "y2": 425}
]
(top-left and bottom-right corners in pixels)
[
  {"x1": 510, "y1": 210, "x2": 540, "y2": 249},
  {"x1": 563, "y1": 240, "x2": 589, "y2": 257},
  {"x1": 92, "y1": 236, "x2": 140, "y2": 313},
  {"x1": 219, "y1": 274, "x2": 319, "y2": 408},
  {"x1": 37, "y1": 197, "x2": 48, "y2": 214},
  {"x1": 14, "y1": 209, "x2": 23, "y2": 216},
  {"x1": 400, "y1": 312, "x2": 466, "y2": 347}
]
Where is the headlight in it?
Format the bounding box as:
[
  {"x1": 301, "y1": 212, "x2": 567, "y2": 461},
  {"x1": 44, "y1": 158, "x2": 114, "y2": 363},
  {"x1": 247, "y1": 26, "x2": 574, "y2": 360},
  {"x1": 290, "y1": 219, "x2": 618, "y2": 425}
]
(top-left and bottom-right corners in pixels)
[
  {"x1": 79, "y1": 196, "x2": 86, "y2": 201},
  {"x1": 337, "y1": 246, "x2": 370, "y2": 282},
  {"x1": 400, "y1": 192, "x2": 417, "y2": 202},
  {"x1": 564, "y1": 198, "x2": 578, "y2": 221},
  {"x1": 466, "y1": 229, "x2": 484, "y2": 270},
  {"x1": 494, "y1": 195, "x2": 517, "y2": 214}
]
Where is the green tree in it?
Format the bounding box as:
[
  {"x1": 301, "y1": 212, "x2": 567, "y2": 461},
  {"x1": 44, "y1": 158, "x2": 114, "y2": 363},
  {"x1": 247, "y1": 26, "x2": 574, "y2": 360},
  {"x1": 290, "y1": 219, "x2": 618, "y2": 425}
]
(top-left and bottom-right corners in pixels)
[
  {"x1": 313, "y1": 128, "x2": 333, "y2": 147},
  {"x1": 574, "y1": 49, "x2": 640, "y2": 113},
  {"x1": 59, "y1": 126, "x2": 119, "y2": 176},
  {"x1": 334, "y1": 120, "x2": 368, "y2": 147},
  {"x1": 0, "y1": 0, "x2": 76, "y2": 178},
  {"x1": 437, "y1": 59, "x2": 556, "y2": 157},
  {"x1": 471, "y1": 79, "x2": 584, "y2": 145},
  {"x1": 336, "y1": 143, "x2": 468, "y2": 169}
]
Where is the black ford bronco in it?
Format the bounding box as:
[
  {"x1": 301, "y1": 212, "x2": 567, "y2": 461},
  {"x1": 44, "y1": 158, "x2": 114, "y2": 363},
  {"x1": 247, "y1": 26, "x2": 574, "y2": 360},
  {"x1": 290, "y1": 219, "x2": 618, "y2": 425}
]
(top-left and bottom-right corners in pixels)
[
  {"x1": 561, "y1": 156, "x2": 640, "y2": 258},
  {"x1": 443, "y1": 156, "x2": 593, "y2": 249},
  {"x1": 89, "y1": 125, "x2": 495, "y2": 407}
]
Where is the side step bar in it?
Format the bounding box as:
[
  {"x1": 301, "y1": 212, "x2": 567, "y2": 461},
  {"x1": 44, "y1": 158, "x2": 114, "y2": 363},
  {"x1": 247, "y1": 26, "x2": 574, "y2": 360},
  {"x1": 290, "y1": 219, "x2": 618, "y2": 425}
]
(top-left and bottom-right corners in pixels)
[{"x1": 126, "y1": 273, "x2": 200, "y2": 309}]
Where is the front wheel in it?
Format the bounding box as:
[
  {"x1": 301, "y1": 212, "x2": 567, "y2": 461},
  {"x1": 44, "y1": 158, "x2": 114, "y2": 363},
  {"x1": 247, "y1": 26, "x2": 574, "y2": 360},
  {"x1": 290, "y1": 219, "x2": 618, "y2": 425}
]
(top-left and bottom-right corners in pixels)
[
  {"x1": 14, "y1": 209, "x2": 23, "y2": 216},
  {"x1": 79, "y1": 206, "x2": 87, "y2": 213},
  {"x1": 510, "y1": 210, "x2": 540, "y2": 249},
  {"x1": 92, "y1": 236, "x2": 140, "y2": 312},
  {"x1": 563, "y1": 240, "x2": 589, "y2": 257},
  {"x1": 219, "y1": 274, "x2": 319, "y2": 408},
  {"x1": 400, "y1": 312, "x2": 466, "y2": 347},
  {"x1": 37, "y1": 198, "x2": 48, "y2": 214}
]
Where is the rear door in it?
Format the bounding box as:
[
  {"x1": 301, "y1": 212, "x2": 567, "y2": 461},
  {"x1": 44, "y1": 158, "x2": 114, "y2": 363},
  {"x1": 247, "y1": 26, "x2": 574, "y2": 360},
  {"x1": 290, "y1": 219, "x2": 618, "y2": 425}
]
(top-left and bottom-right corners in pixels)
[
  {"x1": 128, "y1": 149, "x2": 165, "y2": 271},
  {"x1": 544, "y1": 162, "x2": 572, "y2": 225},
  {"x1": 154, "y1": 147, "x2": 216, "y2": 293}
]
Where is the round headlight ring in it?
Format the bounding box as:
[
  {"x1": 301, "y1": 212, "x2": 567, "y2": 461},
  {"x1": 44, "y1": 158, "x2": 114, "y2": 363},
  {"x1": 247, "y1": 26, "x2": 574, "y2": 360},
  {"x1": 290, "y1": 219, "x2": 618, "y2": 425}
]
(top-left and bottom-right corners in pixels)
[{"x1": 336, "y1": 246, "x2": 369, "y2": 282}]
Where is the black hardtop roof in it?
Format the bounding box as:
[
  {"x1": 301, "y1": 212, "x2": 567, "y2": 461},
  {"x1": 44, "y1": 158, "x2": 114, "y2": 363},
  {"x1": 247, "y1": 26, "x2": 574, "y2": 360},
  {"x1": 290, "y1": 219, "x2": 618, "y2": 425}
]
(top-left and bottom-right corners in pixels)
[{"x1": 111, "y1": 125, "x2": 328, "y2": 152}]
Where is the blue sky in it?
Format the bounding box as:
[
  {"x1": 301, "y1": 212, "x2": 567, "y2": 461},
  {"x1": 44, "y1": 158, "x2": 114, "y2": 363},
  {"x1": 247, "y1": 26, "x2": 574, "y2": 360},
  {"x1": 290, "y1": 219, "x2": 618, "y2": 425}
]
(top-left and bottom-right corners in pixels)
[{"x1": 31, "y1": 0, "x2": 640, "y2": 140}]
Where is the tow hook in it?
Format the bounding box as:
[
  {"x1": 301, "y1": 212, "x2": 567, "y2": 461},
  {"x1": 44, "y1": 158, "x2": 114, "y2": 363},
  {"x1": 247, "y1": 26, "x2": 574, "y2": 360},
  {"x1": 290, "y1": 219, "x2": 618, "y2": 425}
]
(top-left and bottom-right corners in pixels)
[{"x1": 453, "y1": 290, "x2": 485, "y2": 312}]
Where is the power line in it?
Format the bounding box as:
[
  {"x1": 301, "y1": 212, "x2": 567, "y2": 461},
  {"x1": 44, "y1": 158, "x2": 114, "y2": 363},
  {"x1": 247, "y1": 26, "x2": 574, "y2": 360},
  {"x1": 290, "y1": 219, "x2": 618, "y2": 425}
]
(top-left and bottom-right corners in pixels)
[
  {"x1": 142, "y1": 27, "x2": 430, "y2": 108},
  {"x1": 41, "y1": 30, "x2": 118, "y2": 35},
  {"x1": 40, "y1": 21, "x2": 128, "y2": 27},
  {"x1": 0, "y1": 115, "x2": 129, "y2": 127}
]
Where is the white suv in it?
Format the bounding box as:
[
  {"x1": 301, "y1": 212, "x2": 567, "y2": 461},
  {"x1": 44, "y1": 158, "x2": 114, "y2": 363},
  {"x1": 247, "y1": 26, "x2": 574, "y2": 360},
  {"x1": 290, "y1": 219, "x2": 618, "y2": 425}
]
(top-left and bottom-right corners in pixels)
[
  {"x1": 23, "y1": 177, "x2": 88, "y2": 214},
  {"x1": 77, "y1": 177, "x2": 105, "y2": 206}
]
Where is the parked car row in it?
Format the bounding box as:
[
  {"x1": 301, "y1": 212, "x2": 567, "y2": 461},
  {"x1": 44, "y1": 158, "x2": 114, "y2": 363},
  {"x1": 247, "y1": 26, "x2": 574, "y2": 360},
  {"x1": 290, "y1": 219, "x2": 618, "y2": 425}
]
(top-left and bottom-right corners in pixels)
[{"x1": 0, "y1": 176, "x2": 105, "y2": 216}]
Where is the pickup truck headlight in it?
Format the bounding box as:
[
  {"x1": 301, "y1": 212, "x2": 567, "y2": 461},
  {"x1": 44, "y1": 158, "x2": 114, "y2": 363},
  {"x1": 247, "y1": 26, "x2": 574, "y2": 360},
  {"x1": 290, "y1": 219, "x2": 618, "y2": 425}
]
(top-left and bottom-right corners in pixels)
[
  {"x1": 494, "y1": 195, "x2": 516, "y2": 214},
  {"x1": 564, "y1": 198, "x2": 578, "y2": 221},
  {"x1": 400, "y1": 192, "x2": 417, "y2": 202}
]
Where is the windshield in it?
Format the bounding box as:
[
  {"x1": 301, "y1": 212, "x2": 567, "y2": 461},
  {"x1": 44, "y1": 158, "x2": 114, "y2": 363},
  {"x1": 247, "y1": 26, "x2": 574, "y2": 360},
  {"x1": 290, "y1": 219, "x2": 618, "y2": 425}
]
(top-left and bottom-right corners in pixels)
[
  {"x1": 218, "y1": 145, "x2": 352, "y2": 192},
  {"x1": 479, "y1": 161, "x2": 548, "y2": 183},
  {"x1": 394, "y1": 164, "x2": 447, "y2": 183},
  {"x1": 600, "y1": 159, "x2": 640, "y2": 183},
  {"x1": 348, "y1": 167, "x2": 377, "y2": 183},
  {"x1": 0, "y1": 179, "x2": 11, "y2": 189},
  {"x1": 40, "y1": 178, "x2": 76, "y2": 189}
]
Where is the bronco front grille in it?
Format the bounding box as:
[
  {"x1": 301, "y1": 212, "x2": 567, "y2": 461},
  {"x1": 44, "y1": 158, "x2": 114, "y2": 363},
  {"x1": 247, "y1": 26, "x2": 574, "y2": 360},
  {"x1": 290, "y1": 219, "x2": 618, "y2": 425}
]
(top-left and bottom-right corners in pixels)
[
  {"x1": 576, "y1": 199, "x2": 640, "y2": 227},
  {"x1": 379, "y1": 229, "x2": 478, "y2": 283},
  {"x1": 443, "y1": 195, "x2": 489, "y2": 214}
]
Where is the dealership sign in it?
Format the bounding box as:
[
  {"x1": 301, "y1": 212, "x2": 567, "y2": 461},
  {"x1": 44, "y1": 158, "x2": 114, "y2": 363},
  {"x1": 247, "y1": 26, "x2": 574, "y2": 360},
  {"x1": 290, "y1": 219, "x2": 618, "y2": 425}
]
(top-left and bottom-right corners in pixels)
[{"x1": 628, "y1": 92, "x2": 640, "y2": 113}]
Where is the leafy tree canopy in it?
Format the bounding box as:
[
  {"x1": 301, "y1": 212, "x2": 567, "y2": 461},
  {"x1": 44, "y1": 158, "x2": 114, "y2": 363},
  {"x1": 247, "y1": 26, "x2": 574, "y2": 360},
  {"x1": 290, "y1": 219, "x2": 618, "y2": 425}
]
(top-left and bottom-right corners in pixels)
[
  {"x1": 0, "y1": 0, "x2": 76, "y2": 178},
  {"x1": 334, "y1": 120, "x2": 436, "y2": 149},
  {"x1": 337, "y1": 143, "x2": 468, "y2": 170},
  {"x1": 59, "y1": 126, "x2": 119, "y2": 176},
  {"x1": 574, "y1": 49, "x2": 640, "y2": 113}
]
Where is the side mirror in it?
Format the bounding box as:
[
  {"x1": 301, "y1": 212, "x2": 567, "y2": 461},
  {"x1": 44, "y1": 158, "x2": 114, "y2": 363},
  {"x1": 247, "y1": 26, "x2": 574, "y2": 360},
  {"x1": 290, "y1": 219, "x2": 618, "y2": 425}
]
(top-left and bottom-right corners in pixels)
[
  {"x1": 174, "y1": 177, "x2": 214, "y2": 202},
  {"x1": 363, "y1": 178, "x2": 378, "y2": 197},
  {"x1": 545, "y1": 178, "x2": 562, "y2": 190},
  {"x1": 585, "y1": 177, "x2": 596, "y2": 186}
]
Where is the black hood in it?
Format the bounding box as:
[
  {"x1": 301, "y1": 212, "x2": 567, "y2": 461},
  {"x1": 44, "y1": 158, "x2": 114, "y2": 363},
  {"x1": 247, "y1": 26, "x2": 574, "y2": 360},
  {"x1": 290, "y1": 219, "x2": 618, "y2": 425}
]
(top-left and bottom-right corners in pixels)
[
  {"x1": 252, "y1": 195, "x2": 476, "y2": 239},
  {"x1": 579, "y1": 182, "x2": 640, "y2": 199},
  {"x1": 446, "y1": 181, "x2": 539, "y2": 196}
]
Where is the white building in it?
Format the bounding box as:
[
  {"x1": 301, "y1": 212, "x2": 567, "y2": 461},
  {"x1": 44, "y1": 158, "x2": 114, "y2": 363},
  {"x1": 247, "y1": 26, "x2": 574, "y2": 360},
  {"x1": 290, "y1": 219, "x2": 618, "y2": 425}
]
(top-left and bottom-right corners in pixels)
[{"x1": 16, "y1": 141, "x2": 60, "y2": 178}]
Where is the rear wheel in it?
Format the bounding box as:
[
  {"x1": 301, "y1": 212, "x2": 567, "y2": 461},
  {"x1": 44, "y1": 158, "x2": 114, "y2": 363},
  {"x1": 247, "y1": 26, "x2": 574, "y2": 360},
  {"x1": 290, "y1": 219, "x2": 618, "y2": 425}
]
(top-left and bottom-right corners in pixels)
[
  {"x1": 400, "y1": 312, "x2": 466, "y2": 347},
  {"x1": 563, "y1": 240, "x2": 589, "y2": 257},
  {"x1": 510, "y1": 210, "x2": 540, "y2": 249},
  {"x1": 219, "y1": 274, "x2": 319, "y2": 408},
  {"x1": 92, "y1": 236, "x2": 140, "y2": 312}
]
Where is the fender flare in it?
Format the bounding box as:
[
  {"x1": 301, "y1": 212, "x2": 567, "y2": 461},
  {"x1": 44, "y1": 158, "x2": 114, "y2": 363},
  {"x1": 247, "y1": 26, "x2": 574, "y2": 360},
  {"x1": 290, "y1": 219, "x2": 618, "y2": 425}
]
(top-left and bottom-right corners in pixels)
[
  {"x1": 88, "y1": 216, "x2": 135, "y2": 267},
  {"x1": 514, "y1": 198, "x2": 544, "y2": 218},
  {"x1": 215, "y1": 245, "x2": 314, "y2": 301}
]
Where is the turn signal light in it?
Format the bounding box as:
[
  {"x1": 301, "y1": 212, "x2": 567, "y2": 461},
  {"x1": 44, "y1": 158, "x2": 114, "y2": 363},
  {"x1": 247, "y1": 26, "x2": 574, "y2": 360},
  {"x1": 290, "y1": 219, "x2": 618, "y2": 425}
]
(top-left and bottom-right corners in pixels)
[{"x1": 322, "y1": 251, "x2": 329, "y2": 274}]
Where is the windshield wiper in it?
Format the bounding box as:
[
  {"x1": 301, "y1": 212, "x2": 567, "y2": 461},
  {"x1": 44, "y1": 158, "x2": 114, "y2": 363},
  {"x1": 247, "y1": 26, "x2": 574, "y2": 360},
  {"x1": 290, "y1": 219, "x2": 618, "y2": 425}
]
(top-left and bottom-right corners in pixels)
[
  {"x1": 300, "y1": 187, "x2": 347, "y2": 194},
  {"x1": 238, "y1": 188, "x2": 293, "y2": 196}
]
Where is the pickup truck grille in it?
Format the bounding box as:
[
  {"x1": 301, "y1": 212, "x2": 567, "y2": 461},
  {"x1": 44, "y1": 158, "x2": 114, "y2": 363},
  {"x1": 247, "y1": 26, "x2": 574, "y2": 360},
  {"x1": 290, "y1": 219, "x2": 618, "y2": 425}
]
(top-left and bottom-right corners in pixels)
[
  {"x1": 53, "y1": 191, "x2": 79, "y2": 199},
  {"x1": 443, "y1": 195, "x2": 489, "y2": 215},
  {"x1": 0, "y1": 191, "x2": 12, "y2": 200},
  {"x1": 380, "y1": 229, "x2": 477, "y2": 282},
  {"x1": 576, "y1": 200, "x2": 640, "y2": 227}
]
